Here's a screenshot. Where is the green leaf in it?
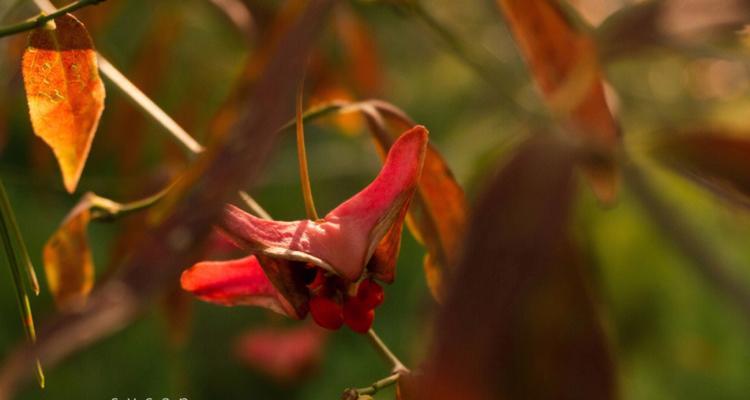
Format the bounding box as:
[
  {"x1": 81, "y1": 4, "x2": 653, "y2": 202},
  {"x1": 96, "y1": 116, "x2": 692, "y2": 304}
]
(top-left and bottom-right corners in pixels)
[{"x1": 0, "y1": 179, "x2": 44, "y2": 388}]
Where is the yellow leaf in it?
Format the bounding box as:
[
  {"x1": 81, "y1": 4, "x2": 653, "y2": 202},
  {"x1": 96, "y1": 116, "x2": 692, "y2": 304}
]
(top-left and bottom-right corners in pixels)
[
  {"x1": 22, "y1": 14, "x2": 105, "y2": 193},
  {"x1": 43, "y1": 199, "x2": 94, "y2": 309}
]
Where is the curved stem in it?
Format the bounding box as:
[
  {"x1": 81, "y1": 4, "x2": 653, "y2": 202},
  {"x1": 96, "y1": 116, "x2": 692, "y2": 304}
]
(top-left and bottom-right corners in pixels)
[
  {"x1": 295, "y1": 79, "x2": 319, "y2": 220},
  {"x1": 88, "y1": 184, "x2": 173, "y2": 221},
  {"x1": 0, "y1": 0, "x2": 105, "y2": 39}
]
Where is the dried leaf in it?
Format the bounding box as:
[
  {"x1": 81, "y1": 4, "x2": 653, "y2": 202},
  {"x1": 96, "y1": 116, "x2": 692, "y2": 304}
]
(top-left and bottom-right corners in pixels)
[
  {"x1": 417, "y1": 136, "x2": 615, "y2": 400},
  {"x1": 43, "y1": 197, "x2": 95, "y2": 309},
  {"x1": 496, "y1": 0, "x2": 620, "y2": 203},
  {"x1": 22, "y1": 14, "x2": 105, "y2": 193},
  {"x1": 361, "y1": 102, "x2": 466, "y2": 300},
  {"x1": 652, "y1": 131, "x2": 750, "y2": 207}
]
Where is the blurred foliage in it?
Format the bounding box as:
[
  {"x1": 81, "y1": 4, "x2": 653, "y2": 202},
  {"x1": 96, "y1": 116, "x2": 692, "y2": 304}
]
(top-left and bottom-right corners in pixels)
[{"x1": 1, "y1": 0, "x2": 750, "y2": 399}]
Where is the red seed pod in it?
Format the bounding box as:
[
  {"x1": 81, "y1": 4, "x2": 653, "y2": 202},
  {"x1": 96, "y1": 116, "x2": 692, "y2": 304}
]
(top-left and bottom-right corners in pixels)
[
  {"x1": 309, "y1": 295, "x2": 344, "y2": 330},
  {"x1": 357, "y1": 279, "x2": 384, "y2": 310},
  {"x1": 343, "y1": 298, "x2": 375, "y2": 333}
]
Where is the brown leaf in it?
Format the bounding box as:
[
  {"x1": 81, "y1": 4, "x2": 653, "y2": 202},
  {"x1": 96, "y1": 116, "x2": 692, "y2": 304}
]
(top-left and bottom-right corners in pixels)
[
  {"x1": 22, "y1": 14, "x2": 105, "y2": 193},
  {"x1": 417, "y1": 136, "x2": 615, "y2": 400},
  {"x1": 42, "y1": 196, "x2": 95, "y2": 310},
  {"x1": 652, "y1": 131, "x2": 750, "y2": 207},
  {"x1": 360, "y1": 102, "x2": 466, "y2": 300},
  {"x1": 496, "y1": 0, "x2": 620, "y2": 203}
]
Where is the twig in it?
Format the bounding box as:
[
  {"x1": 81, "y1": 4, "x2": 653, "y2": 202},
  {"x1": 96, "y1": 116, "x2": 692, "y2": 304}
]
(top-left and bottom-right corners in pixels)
[
  {"x1": 0, "y1": 0, "x2": 105, "y2": 39},
  {"x1": 624, "y1": 159, "x2": 750, "y2": 325}
]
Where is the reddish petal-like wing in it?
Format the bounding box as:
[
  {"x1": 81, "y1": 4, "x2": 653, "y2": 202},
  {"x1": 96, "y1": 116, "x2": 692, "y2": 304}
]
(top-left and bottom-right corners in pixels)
[
  {"x1": 181, "y1": 255, "x2": 299, "y2": 318},
  {"x1": 220, "y1": 126, "x2": 428, "y2": 281}
]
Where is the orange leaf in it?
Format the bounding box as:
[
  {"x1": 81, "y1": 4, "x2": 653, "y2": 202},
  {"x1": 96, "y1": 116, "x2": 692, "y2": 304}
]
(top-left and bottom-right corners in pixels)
[
  {"x1": 496, "y1": 0, "x2": 620, "y2": 203},
  {"x1": 653, "y1": 131, "x2": 750, "y2": 207},
  {"x1": 43, "y1": 197, "x2": 95, "y2": 309},
  {"x1": 361, "y1": 103, "x2": 466, "y2": 300},
  {"x1": 22, "y1": 14, "x2": 105, "y2": 193}
]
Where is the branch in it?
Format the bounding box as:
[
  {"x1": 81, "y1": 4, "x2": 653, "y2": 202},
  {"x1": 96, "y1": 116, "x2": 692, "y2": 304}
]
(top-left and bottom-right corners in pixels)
[{"x1": 0, "y1": 0, "x2": 105, "y2": 39}]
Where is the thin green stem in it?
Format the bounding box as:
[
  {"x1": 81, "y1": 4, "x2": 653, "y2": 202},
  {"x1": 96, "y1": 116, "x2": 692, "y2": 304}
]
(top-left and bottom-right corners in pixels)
[
  {"x1": 279, "y1": 101, "x2": 346, "y2": 132},
  {"x1": 366, "y1": 329, "x2": 408, "y2": 373},
  {"x1": 295, "y1": 80, "x2": 319, "y2": 220},
  {"x1": 88, "y1": 184, "x2": 173, "y2": 221},
  {"x1": 0, "y1": 0, "x2": 105, "y2": 39}
]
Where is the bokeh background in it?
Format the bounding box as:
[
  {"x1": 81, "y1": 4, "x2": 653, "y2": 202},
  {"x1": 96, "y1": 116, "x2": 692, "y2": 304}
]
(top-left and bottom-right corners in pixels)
[{"x1": 2, "y1": 0, "x2": 750, "y2": 398}]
